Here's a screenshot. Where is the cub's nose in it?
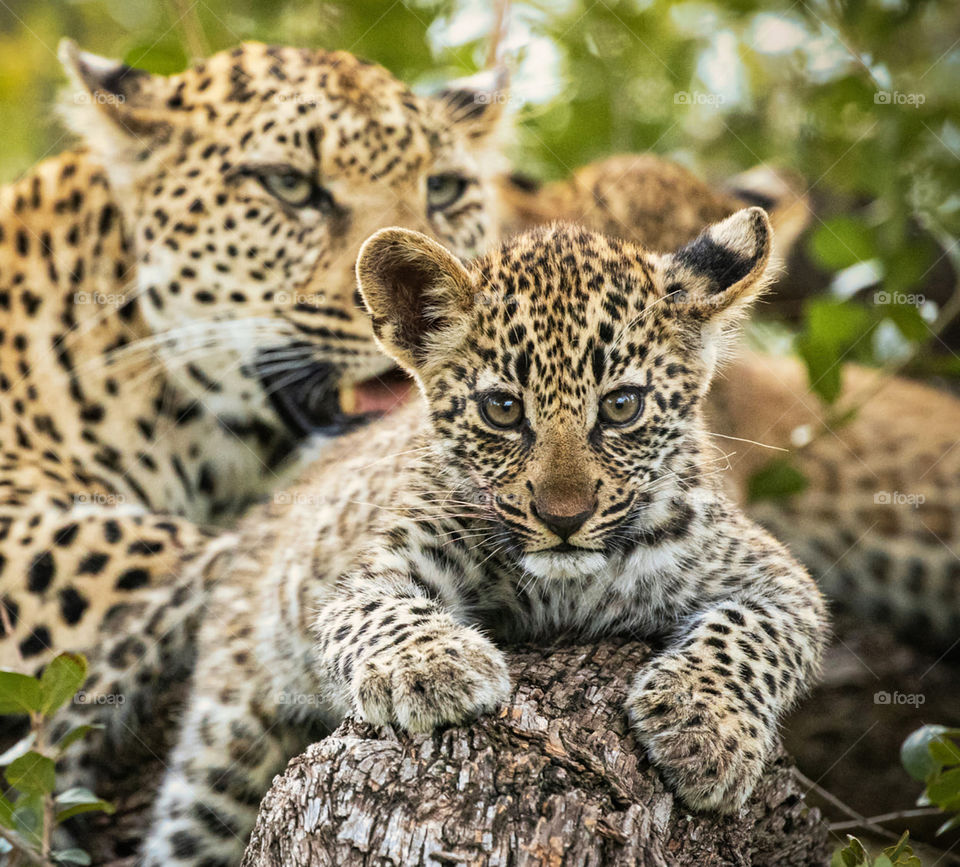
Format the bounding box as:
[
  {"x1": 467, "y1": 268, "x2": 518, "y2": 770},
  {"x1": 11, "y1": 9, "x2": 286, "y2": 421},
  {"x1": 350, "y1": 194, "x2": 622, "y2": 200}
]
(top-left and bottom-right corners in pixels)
[{"x1": 531, "y1": 498, "x2": 598, "y2": 541}]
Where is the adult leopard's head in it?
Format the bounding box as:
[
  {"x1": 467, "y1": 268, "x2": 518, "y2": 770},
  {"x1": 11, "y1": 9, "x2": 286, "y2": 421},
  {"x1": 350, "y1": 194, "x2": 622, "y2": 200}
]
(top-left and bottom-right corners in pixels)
[
  {"x1": 60, "y1": 40, "x2": 507, "y2": 436},
  {"x1": 357, "y1": 211, "x2": 772, "y2": 580}
]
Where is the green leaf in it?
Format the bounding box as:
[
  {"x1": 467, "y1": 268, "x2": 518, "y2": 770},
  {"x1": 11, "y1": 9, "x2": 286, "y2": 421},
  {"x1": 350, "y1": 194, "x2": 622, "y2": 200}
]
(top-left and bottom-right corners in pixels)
[
  {"x1": 747, "y1": 458, "x2": 809, "y2": 503},
  {"x1": 926, "y1": 767, "x2": 960, "y2": 807},
  {"x1": 797, "y1": 337, "x2": 843, "y2": 404},
  {"x1": 55, "y1": 787, "x2": 114, "y2": 822},
  {"x1": 885, "y1": 303, "x2": 930, "y2": 343},
  {"x1": 0, "y1": 670, "x2": 41, "y2": 715},
  {"x1": 929, "y1": 735, "x2": 960, "y2": 768},
  {"x1": 0, "y1": 732, "x2": 35, "y2": 766},
  {"x1": 12, "y1": 793, "x2": 43, "y2": 844},
  {"x1": 808, "y1": 216, "x2": 877, "y2": 270},
  {"x1": 881, "y1": 831, "x2": 921, "y2": 866},
  {"x1": 121, "y1": 40, "x2": 188, "y2": 75},
  {"x1": 39, "y1": 653, "x2": 87, "y2": 716},
  {"x1": 833, "y1": 835, "x2": 870, "y2": 867},
  {"x1": 883, "y1": 240, "x2": 937, "y2": 296},
  {"x1": 56, "y1": 724, "x2": 102, "y2": 755},
  {"x1": 797, "y1": 299, "x2": 875, "y2": 404},
  {"x1": 0, "y1": 793, "x2": 14, "y2": 828},
  {"x1": 902, "y1": 724, "x2": 950, "y2": 780},
  {"x1": 52, "y1": 848, "x2": 92, "y2": 865},
  {"x1": 5, "y1": 751, "x2": 55, "y2": 795}
]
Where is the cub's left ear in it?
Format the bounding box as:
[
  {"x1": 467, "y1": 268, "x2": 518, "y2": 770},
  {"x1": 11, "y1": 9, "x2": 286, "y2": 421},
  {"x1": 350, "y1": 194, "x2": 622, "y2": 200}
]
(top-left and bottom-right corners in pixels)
[
  {"x1": 356, "y1": 229, "x2": 475, "y2": 374},
  {"x1": 435, "y1": 66, "x2": 510, "y2": 141},
  {"x1": 663, "y1": 207, "x2": 773, "y2": 316},
  {"x1": 660, "y1": 207, "x2": 773, "y2": 370}
]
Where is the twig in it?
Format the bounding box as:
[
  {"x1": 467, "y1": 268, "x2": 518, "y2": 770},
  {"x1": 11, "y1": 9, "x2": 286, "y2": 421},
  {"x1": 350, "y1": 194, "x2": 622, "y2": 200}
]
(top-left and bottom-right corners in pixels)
[
  {"x1": 793, "y1": 767, "x2": 901, "y2": 843},
  {"x1": 794, "y1": 768, "x2": 960, "y2": 865},
  {"x1": 829, "y1": 807, "x2": 945, "y2": 831},
  {"x1": 485, "y1": 0, "x2": 510, "y2": 69},
  {"x1": 32, "y1": 712, "x2": 52, "y2": 862},
  {"x1": 165, "y1": 0, "x2": 211, "y2": 63},
  {"x1": 0, "y1": 825, "x2": 51, "y2": 867}
]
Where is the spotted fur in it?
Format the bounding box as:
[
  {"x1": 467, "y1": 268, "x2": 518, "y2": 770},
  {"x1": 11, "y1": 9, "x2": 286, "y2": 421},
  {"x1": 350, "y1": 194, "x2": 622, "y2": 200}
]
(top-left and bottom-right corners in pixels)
[
  {"x1": 143, "y1": 214, "x2": 827, "y2": 863},
  {"x1": 0, "y1": 40, "x2": 506, "y2": 788}
]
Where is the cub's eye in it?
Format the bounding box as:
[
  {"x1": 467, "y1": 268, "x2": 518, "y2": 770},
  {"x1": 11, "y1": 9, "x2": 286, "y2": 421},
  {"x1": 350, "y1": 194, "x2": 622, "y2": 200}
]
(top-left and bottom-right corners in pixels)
[
  {"x1": 479, "y1": 391, "x2": 524, "y2": 430},
  {"x1": 257, "y1": 169, "x2": 337, "y2": 214},
  {"x1": 599, "y1": 387, "x2": 644, "y2": 426},
  {"x1": 426, "y1": 173, "x2": 468, "y2": 210}
]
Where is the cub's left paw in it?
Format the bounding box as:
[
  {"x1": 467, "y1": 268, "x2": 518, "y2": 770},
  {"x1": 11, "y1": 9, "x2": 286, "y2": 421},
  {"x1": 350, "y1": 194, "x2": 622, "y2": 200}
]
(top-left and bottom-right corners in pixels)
[{"x1": 626, "y1": 662, "x2": 772, "y2": 813}]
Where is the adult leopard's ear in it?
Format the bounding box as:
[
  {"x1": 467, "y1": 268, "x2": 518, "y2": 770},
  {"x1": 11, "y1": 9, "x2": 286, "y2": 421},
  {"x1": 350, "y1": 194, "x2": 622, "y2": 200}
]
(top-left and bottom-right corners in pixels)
[
  {"x1": 59, "y1": 39, "x2": 176, "y2": 160},
  {"x1": 661, "y1": 207, "x2": 774, "y2": 371},
  {"x1": 435, "y1": 66, "x2": 510, "y2": 141},
  {"x1": 356, "y1": 228, "x2": 475, "y2": 373}
]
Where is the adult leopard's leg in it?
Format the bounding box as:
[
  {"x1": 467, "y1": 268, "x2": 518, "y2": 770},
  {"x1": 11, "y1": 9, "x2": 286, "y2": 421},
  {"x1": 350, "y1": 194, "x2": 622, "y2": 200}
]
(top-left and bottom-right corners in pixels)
[
  {"x1": 0, "y1": 507, "x2": 224, "y2": 790},
  {"x1": 142, "y1": 634, "x2": 303, "y2": 865}
]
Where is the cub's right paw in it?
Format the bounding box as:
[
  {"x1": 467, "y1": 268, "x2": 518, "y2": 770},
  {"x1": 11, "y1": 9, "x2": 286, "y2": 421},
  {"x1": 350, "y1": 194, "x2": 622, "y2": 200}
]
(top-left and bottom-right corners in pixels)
[{"x1": 351, "y1": 625, "x2": 510, "y2": 733}]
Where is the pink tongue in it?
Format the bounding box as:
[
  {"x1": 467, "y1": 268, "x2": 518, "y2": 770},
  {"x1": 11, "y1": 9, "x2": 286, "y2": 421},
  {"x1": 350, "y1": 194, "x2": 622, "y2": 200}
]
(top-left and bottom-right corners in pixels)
[{"x1": 353, "y1": 376, "x2": 413, "y2": 414}]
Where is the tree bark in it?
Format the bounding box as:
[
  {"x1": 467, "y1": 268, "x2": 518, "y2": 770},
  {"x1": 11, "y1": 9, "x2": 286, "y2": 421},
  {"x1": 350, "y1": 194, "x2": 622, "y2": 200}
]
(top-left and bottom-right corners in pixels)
[{"x1": 242, "y1": 639, "x2": 829, "y2": 867}]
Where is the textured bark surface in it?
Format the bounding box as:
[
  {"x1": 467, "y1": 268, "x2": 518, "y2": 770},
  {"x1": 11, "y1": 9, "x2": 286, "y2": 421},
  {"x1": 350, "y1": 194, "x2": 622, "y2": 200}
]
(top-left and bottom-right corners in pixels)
[{"x1": 242, "y1": 640, "x2": 829, "y2": 867}]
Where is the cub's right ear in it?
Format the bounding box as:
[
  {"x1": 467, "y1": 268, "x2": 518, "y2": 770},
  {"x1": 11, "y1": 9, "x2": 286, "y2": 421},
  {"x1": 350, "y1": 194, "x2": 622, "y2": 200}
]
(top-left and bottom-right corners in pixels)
[{"x1": 356, "y1": 229, "x2": 474, "y2": 373}]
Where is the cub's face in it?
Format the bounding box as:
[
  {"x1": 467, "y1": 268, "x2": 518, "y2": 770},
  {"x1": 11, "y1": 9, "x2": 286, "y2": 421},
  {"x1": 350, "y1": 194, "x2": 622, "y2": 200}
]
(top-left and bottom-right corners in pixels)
[
  {"x1": 61, "y1": 40, "x2": 505, "y2": 434},
  {"x1": 358, "y1": 212, "x2": 772, "y2": 579}
]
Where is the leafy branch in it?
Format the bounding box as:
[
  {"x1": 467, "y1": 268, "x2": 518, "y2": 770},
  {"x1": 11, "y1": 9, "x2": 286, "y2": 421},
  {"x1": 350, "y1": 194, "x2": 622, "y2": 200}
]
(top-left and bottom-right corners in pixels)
[{"x1": 0, "y1": 654, "x2": 113, "y2": 867}]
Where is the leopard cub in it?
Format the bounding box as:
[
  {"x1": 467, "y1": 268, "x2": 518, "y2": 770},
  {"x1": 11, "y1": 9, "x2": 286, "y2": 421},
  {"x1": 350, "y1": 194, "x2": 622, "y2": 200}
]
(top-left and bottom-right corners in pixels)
[{"x1": 145, "y1": 210, "x2": 827, "y2": 864}]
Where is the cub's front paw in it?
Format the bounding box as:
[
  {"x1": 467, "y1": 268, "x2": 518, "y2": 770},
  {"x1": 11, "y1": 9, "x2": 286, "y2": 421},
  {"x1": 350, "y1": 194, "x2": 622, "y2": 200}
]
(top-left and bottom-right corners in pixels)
[
  {"x1": 351, "y1": 625, "x2": 510, "y2": 733},
  {"x1": 627, "y1": 662, "x2": 773, "y2": 813}
]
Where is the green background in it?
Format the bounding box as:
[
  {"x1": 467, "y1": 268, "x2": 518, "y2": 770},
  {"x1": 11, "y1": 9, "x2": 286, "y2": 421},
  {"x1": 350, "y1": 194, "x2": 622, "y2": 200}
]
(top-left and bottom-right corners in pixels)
[{"x1": 0, "y1": 0, "x2": 958, "y2": 385}]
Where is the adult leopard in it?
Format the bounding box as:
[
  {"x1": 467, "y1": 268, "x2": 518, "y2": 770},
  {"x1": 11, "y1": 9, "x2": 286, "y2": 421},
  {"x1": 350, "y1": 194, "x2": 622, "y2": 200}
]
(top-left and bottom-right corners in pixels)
[{"x1": 0, "y1": 42, "x2": 512, "y2": 791}]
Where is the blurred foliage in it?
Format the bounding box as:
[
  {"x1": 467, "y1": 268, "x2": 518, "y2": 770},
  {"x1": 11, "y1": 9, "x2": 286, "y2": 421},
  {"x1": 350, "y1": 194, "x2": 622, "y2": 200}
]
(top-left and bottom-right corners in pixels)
[
  {"x1": 831, "y1": 832, "x2": 922, "y2": 867},
  {"x1": 0, "y1": 0, "x2": 957, "y2": 383},
  {"x1": 0, "y1": 653, "x2": 113, "y2": 865},
  {"x1": 902, "y1": 725, "x2": 960, "y2": 836}
]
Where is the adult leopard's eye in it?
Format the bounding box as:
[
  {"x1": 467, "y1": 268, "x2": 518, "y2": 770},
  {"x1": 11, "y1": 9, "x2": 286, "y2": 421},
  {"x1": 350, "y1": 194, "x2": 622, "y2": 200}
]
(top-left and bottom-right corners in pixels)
[
  {"x1": 479, "y1": 391, "x2": 523, "y2": 430},
  {"x1": 259, "y1": 169, "x2": 326, "y2": 209},
  {"x1": 426, "y1": 173, "x2": 468, "y2": 210},
  {"x1": 599, "y1": 387, "x2": 644, "y2": 426}
]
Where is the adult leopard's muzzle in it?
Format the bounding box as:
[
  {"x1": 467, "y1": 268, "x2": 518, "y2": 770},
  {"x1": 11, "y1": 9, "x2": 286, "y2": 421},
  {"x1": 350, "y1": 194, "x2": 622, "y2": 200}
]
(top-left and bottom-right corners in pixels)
[{"x1": 255, "y1": 352, "x2": 412, "y2": 438}]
